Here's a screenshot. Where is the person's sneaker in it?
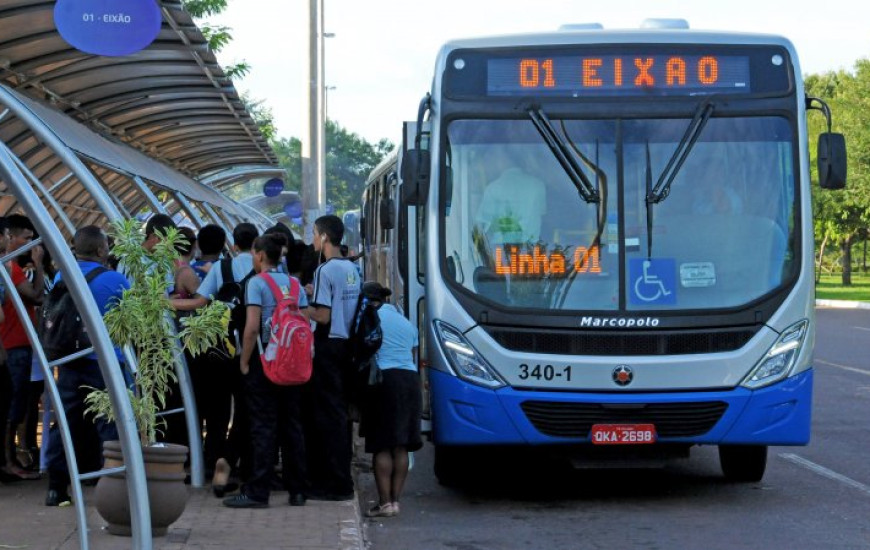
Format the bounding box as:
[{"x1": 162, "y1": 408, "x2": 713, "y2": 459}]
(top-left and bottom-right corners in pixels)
[
  {"x1": 45, "y1": 489, "x2": 72, "y2": 507},
  {"x1": 222, "y1": 493, "x2": 268, "y2": 508},
  {"x1": 289, "y1": 493, "x2": 306, "y2": 507},
  {"x1": 365, "y1": 503, "x2": 396, "y2": 518},
  {"x1": 391, "y1": 502, "x2": 400, "y2": 515}
]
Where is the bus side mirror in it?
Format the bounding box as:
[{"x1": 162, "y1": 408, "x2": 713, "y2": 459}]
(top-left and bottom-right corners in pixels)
[
  {"x1": 401, "y1": 149, "x2": 430, "y2": 205},
  {"x1": 818, "y1": 132, "x2": 847, "y2": 190},
  {"x1": 379, "y1": 198, "x2": 395, "y2": 230}
]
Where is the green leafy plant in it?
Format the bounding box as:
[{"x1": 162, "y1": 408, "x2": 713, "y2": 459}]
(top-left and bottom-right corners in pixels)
[{"x1": 85, "y1": 219, "x2": 227, "y2": 446}]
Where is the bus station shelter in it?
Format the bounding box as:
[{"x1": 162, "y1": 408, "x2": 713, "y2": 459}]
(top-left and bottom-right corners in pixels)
[{"x1": 0, "y1": 2, "x2": 283, "y2": 548}]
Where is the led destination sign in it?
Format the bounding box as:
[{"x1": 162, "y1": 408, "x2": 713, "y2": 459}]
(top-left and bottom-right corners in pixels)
[{"x1": 487, "y1": 54, "x2": 751, "y2": 97}]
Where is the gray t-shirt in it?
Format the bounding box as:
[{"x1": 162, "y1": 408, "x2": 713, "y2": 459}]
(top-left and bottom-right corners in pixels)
[
  {"x1": 246, "y1": 271, "x2": 308, "y2": 343},
  {"x1": 197, "y1": 252, "x2": 254, "y2": 300},
  {"x1": 311, "y1": 257, "x2": 361, "y2": 339}
]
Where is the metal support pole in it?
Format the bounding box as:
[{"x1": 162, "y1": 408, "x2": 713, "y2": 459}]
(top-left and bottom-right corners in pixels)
[
  {"x1": 303, "y1": 0, "x2": 325, "y2": 242},
  {"x1": 132, "y1": 176, "x2": 168, "y2": 214},
  {"x1": 201, "y1": 202, "x2": 235, "y2": 245},
  {"x1": 172, "y1": 191, "x2": 206, "y2": 229},
  {"x1": 11, "y1": 154, "x2": 77, "y2": 236}
]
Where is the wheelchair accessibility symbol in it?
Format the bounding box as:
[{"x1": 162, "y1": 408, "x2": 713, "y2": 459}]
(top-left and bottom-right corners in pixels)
[{"x1": 629, "y1": 258, "x2": 676, "y2": 305}]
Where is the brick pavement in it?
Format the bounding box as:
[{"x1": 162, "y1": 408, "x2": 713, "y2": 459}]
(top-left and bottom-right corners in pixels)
[{"x1": 0, "y1": 477, "x2": 365, "y2": 550}]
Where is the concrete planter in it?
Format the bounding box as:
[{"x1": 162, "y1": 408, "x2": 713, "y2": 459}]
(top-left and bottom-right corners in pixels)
[{"x1": 94, "y1": 440, "x2": 189, "y2": 536}]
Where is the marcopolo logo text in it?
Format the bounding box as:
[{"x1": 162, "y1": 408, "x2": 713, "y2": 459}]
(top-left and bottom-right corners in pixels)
[{"x1": 580, "y1": 316, "x2": 660, "y2": 328}]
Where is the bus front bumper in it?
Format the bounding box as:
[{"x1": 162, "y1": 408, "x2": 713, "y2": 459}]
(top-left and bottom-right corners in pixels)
[{"x1": 429, "y1": 368, "x2": 812, "y2": 446}]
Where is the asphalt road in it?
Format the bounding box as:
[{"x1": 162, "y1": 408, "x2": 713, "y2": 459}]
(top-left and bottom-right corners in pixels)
[{"x1": 357, "y1": 307, "x2": 870, "y2": 550}]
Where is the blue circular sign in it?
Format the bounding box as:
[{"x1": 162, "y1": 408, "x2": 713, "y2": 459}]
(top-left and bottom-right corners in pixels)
[
  {"x1": 325, "y1": 203, "x2": 335, "y2": 215},
  {"x1": 54, "y1": 0, "x2": 163, "y2": 57},
  {"x1": 283, "y1": 200, "x2": 303, "y2": 219},
  {"x1": 263, "y1": 178, "x2": 285, "y2": 198}
]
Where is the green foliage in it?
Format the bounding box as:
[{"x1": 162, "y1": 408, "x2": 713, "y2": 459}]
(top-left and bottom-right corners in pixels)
[
  {"x1": 181, "y1": 0, "x2": 228, "y2": 18},
  {"x1": 242, "y1": 94, "x2": 277, "y2": 141},
  {"x1": 222, "y1": 123, "x2": 393, "y2": 225},
  {"x1": 816, "y1": 274, "x2": 870, "y2": 301},
  {"x1": 182, "y1": 0, "x2": 249, "y2": 81},
  {"x1": 326, "y1": 120, "x2": 394, "y2": 213},
  {"x1": 84, "y1": 220, "x2": 226, "y2": 446},
  {"x1": 807, "y1": 61, "x2": 870, "y2": 284}
]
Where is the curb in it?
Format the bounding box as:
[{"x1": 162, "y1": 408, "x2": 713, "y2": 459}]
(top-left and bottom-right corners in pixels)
[
  {"x1": 340, "y1": 492, "x2": 367, "y2": 550},
  {"x1": 815, "y1": 299, "x2": 870, "y2": 310}
]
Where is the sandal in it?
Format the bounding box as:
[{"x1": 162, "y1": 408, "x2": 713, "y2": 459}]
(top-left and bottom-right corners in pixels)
[
  {"x1": 366, "y1": 503, "x2": 396, "y2": 518},
  {"x1": 212, "y1": 458, "x2": 232, "y2": 498}
]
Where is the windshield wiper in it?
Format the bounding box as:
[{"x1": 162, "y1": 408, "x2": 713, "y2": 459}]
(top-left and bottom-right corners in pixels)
[
  {"x1": 644, "y1": 99, "x2": 715, "y2": 258},
  {"x1": 527, "y1": 107, "x2": 600, "y2": 203}
]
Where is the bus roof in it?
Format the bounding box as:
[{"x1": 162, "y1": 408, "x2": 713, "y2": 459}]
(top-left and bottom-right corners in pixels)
[{"x1": 439, "y1": 28, "x2": 797, "y2": 55}]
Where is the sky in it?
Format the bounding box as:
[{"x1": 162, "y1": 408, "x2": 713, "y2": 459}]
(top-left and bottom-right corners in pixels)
[{"x1": 209, "y1": 0, "x2": 870, "y2": 144}]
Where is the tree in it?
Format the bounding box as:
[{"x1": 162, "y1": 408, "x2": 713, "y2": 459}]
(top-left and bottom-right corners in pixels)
[
  {"x1": 182, "y1": 0, "x2": 250, "y2": 79},
  {"x1": 325, "y1": 120, "x2": 394, "y2": 213},
  {"x1": 806, "y1": 61, "x2": 870, "y2": 284}
]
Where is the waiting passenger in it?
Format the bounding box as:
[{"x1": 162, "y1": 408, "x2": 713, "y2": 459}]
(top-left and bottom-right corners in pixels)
[
  {"x1": 222, "y1": 234, "x2": 309, "y2": 508},
  {"x1": 44, "y1": 226, "x2": 131, "y2": 506},
  {"x1": 172, "y1": 223, "x2": 259, "y2": 496},
  {"x1": 359, "y1": 282, "x2": 421, "y2": 518},
  {"x1": 2, "y1": 214, "x2": 44, "y2": 481}
]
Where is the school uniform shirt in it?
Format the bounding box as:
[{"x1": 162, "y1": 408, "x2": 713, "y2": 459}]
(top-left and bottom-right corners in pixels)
[
  {"x1": 196, "y1": 252, "x2": 254, "y2": 300},
  {"x1": 374, "y1": 303, "x2": 418, "y2": 372},
  {"x1": 246, "y1": 271, "x2": 308, "y2": 344},
  {"x1": 311, "y1": 257, "x2": 361, "y2": 339}
]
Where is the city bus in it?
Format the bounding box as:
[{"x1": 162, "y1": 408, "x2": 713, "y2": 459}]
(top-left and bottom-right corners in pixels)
[{"x1": 361, "y1": 19, "x2": 846, "y2": 484}]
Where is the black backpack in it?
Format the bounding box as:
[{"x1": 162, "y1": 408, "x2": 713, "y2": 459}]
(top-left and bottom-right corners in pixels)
[
  {"x1": 208, "y1": 257, "x2": 255, "y2": 360},
  {"x1": 38, "y1": 267, "x2": 109, "y2": 361},
  {"x1": 349, "y1": 295, "x2": 383, "y2": 367}
]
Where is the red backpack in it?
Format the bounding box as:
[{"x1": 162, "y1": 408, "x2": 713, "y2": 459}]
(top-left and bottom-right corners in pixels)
[{"x1": 258, "y1": 273, "x2": 314, "y2": 385}]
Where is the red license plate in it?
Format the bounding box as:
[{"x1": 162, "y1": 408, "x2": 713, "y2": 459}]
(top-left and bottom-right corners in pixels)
[{"x1": 590, "y1": 424, "x2": 657, "y2": 445}]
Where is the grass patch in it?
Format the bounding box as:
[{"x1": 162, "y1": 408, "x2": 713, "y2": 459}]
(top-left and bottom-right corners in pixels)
[{"x1": 815, "y1": 274, "x2": 870, "y2": 302}]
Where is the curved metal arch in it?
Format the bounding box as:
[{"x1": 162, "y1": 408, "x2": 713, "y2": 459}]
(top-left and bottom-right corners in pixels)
[
  {"x1": 133, "y1": 121, "x2": 250, "y2": 144},
  {"x1": 0, "y1": 96, "x2": 150, "y2": 550},
  {"x1": 84, "y1": 89, "x2": 242, "y2": 118},
  {"x1": 204, "y1": 166, "x2": 288, "y2": 188},
  {"x1": 112, "y1": 108, "x2": 235, "y2": 132},
  {"x1": 153, "y1": 131, "x2": 256, "y2": 152}
]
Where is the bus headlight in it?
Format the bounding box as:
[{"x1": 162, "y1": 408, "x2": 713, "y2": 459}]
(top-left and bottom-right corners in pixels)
[
  {"x1": 434, "y1": 320, "x2": 506, "y2": 389},
  {"x1": 741, "y1": 320, "x2": 809, "y2": 390}
]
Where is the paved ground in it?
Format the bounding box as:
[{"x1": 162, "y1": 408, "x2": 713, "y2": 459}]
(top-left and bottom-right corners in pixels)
[{"x1": 0, "y1": 477, "x2": 365, "y2": 550}]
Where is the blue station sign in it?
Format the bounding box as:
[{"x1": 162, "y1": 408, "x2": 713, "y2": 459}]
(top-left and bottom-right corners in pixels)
[
  {"x1": 263, "y1": 178, "x2": 285, "y2": 197},
  {"x1": 54, "y1": 0, "x2": 163, "y2": 57}
]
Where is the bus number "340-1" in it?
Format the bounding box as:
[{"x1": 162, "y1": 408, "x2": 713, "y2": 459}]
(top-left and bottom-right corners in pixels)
[{"x1": 518, "y1": 364, "x2": 572, "y2": 382}]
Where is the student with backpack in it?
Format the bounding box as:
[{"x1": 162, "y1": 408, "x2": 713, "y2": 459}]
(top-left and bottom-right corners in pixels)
[
  {"x1": 357, "y1": 283, "x2": 421, "y2": 518},
  {"x1": 223, "y1": 234, "x2": 311, "y2": 508},
  {"x1": 42, "y1": 226, "x2": 131, "y2": 506},
  {"x1": 305, "y1": 215, "x2": 361, "y2": 501},
  {"x1": 172, "y1": 222, "x2": 259, "y2": 495}
]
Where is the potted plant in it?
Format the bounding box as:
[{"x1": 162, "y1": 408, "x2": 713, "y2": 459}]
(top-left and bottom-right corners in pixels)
[{"x1": 84, "y1": 218, "x2": 227, "y2": 536}]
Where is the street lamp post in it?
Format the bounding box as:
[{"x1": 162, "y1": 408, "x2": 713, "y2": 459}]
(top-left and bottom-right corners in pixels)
[{"x1": 303, "y1": 0, "x2": 327, "y2": 241}]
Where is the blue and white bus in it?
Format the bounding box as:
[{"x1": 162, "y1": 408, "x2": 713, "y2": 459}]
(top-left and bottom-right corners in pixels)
[{"x1": 362, "y1": 20, "x2": 846, "y2": 483}]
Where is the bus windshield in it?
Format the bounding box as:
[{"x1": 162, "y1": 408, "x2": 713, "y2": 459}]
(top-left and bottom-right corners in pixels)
[{"x1": 443, "y1": 116, "x2": 797, "y2": 312}]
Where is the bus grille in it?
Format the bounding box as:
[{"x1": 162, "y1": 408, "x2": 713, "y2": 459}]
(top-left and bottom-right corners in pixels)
[
  {"x1": 520, "y1": 400, "x2": 729, "y2": 438},
  {"x1": 485, "y1": 327, "x2": 757, "y2": 356}
]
